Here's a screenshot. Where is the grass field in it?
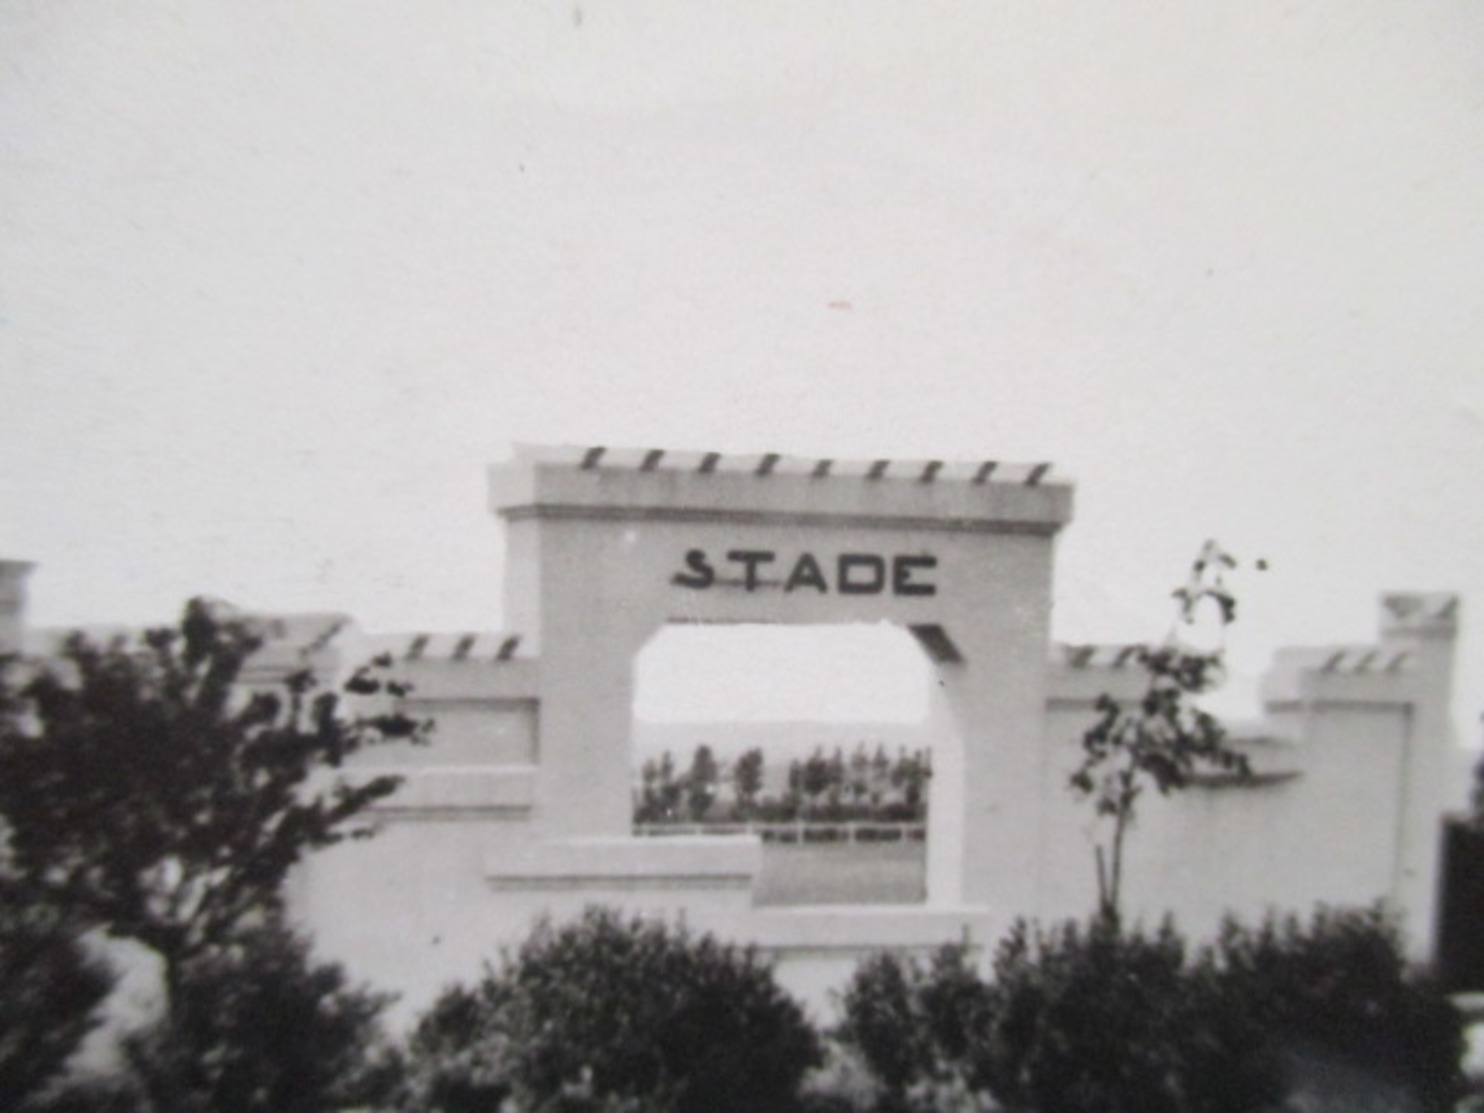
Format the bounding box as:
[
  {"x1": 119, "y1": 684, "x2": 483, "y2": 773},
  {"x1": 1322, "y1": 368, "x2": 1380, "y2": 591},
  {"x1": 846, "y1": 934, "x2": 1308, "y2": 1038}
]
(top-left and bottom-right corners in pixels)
[{"x1": 753, "y1": 840, "x2": 926, "y2": 906}]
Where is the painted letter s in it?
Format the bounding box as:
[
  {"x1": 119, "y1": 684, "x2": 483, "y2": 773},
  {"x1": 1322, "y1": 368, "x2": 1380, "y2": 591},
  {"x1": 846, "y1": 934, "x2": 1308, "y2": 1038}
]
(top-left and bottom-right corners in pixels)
[{"x1": 671, "y1": 549, "x2": 716, "y2": 589}]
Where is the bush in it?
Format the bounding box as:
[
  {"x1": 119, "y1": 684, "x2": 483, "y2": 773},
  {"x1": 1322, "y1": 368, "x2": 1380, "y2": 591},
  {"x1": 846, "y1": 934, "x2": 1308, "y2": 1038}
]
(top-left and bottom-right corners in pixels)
[
  {"x1": 836, "y1": 952, "x2": 927, "y2": 1107},
  {"x1": 403, "y1": 907, "x2": 821, "y2": 1113},
  {"x1": 836, "y1": 920, "x2": 1276, "y2": 1113},
  {"x1": 1201, "y1": 904, "x2": 1464, "y2": 1113},
  {"x1": 401, "y1": 980, "x2": 514, "y2": 1113},
  {"x1": 982, "y1": 917, "x2": 1273, "y2": 1113},
  {"x1": 834, "y1": 906, "x2": 1462, "y2": 1113},
  {"x1": 834, "y1": 946, "x2": 993, "y2": 1112},
  {"x1": 119, "y1": 922, "x2": 399, "y2": 1113},
  {"x1": 0, "y1": 885, "x2": 115, "y2": 1112}
]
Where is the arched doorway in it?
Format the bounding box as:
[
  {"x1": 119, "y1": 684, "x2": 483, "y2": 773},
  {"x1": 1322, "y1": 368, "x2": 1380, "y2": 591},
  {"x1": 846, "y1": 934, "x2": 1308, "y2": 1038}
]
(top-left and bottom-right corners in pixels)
[
  {"x1": 491, "y1": 445, "x2": 1071, "y2": 916},
  {"x1": 633, "y1": 622, "x2": 948, "y2": 905}
]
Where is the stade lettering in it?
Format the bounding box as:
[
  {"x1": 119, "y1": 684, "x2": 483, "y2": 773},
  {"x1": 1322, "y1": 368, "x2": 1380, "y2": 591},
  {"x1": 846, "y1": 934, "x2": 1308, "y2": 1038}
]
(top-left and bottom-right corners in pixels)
[{"x1": 671, "y1": 549, "x2": 936, "y2": 596}]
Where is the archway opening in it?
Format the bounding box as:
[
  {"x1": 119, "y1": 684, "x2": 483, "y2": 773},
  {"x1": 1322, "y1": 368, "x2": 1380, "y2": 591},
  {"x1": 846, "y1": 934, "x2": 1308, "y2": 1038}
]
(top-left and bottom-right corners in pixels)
[{"x1": 633, "y1": 623, "x2": 941, "y2": 906}]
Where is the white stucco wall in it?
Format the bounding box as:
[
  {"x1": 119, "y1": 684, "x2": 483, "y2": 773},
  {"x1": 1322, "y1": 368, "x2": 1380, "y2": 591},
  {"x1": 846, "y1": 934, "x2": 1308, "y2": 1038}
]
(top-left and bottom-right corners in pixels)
[{"x1": 279, "y1": 449, "x2": 1462, "y2": 1020}]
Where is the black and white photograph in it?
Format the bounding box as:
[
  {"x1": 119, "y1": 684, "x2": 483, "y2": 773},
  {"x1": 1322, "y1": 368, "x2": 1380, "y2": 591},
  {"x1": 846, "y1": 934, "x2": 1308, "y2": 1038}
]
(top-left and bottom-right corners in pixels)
[{"x1": 3, "y1": 4, "x2": 1484, "y2": 1110}]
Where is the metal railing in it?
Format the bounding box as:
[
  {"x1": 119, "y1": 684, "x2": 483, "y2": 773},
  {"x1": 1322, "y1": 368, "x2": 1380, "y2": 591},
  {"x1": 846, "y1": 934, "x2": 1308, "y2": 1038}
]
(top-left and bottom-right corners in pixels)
[{"x1": 633, "y1": 821, "x2": 926, "y2": 844}]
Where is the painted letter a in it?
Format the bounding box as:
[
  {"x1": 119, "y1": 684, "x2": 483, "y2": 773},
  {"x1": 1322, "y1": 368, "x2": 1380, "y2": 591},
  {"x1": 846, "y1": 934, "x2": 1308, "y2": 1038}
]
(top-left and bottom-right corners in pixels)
[{"x1": 784, "y1": 553, "x2": 829, "y2": 593}]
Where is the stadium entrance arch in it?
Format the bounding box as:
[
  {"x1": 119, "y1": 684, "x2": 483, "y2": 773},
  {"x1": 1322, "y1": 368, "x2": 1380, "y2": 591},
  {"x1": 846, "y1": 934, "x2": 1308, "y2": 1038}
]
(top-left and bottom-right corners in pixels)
[
  {"x1": 299, "y1": 444, "x2": 1075, "y2": 1015},
  {"x1": 488, "y1": 446, "x2": 1072, "y2": 912}
]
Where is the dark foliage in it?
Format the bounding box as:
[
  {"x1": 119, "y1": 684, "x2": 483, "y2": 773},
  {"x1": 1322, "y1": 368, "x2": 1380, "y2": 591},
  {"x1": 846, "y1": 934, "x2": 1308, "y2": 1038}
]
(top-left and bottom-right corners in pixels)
[
  {"x1": 0, "y1": 880, "x2": 114, "y2": 1112},
  {"x1": 404, "y1": 907, "x2": 821, "y2": 1113},
  {"x1": 733, "y1": 747, "x2": 765, "y2": 814},
  {"x1": 402, "y1": 979, "x2": 514, "y2": 1113},
  {"x1": 836, "y1": 952, "x2": 927, "y2": 1105},
  {"x1": 834, "y1": 946, "x2": 993, "y2": 1112},
  {"x1": 835, "y1": 906, "x2": 1461, "y2": 1113},
  {"x1": 637, "y1": 745, "x2": 930, "y2": 827},
  {"x1": 0, "y1": 599, "x2": 426, "y2": 994},
  {"x1": 119, "y1": 922, "x2": 399, "y2": 1113},
  {"x1": 1201, "y1": 904, "x2": 1464, "y2": 1113},
  {"x1": 982, "y1": 917, "x2": 1274, "y2": 1113},
  {"x1": 635, "y1": 751, "x2": 684, "y2": 824},
  {"x1": 26, "y1": 1081, "x2": 144, "y2": 1113},
  {"x1": 684, "y1": 744, "x2": 720, "y2": 820}
]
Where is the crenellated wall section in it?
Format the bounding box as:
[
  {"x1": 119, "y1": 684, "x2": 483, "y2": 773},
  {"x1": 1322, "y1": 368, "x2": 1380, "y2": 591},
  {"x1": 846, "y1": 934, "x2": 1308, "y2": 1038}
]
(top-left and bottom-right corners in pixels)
[
  {"x1": 8, "y1": 446, "x2": 1461, "y2": 1023},
  {"x1": 1043, "y1": 593, "x2": 1457, "y2": 949},
  {"x1": 291, "y1": 447, "x2": 1461, "y2": 1019}
]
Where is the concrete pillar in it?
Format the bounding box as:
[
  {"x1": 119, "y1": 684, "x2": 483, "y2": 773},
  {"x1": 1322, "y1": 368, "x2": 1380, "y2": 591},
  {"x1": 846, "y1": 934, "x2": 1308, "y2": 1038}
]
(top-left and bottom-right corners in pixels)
[
  {"x1": 0, "y1": 560, "x2": 34, "y2": 656},
  {"x1": 930, "y1": 534, "x2": 1059, "y2": 918},
  {"x1": 1378, "y1": 592, "x2": 1459, "y2": 957}
]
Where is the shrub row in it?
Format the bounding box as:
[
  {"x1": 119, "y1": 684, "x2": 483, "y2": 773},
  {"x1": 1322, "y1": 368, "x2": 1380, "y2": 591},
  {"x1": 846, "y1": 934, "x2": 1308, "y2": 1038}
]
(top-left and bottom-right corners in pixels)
[
  {"x1": 20, "y1": 904, "x2": 1467, "y2": 1113},
  {"x1": 398, "y1": 904, "x2": 1463, "y2": 1113},
  {"x1": 832, "y1": 906, "x2": 1465, "y2": 1113}
]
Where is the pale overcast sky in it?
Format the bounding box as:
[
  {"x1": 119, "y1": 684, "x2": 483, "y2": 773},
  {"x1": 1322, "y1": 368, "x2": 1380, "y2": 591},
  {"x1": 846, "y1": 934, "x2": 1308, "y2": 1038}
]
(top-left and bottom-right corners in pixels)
[{"x1": 3, "y1": 3, "x2": 1483, "y2": 742}]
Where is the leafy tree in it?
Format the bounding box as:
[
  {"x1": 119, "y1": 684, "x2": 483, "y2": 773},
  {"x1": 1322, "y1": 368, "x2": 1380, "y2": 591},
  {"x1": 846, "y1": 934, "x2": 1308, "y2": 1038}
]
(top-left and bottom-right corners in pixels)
[
  {"x1": 802, "y1": 748, "x2": 832, "y2": 807},
  {"x1": 0, "y1": 880, "x2": 115, "y2": 1111},
  {"x1": 684, "y1": 745, "x2": 719, "y2": 821},
  {"x1": 405, "y1": 907, "x2": 821, "y2": 1113},
  {"x1": 826, "y1": 748, "x2": 847, "y2": 810},
  {"x1": 636, "y1": 758, "x2": 661, "y2": 824},
  {"x1": 0, "y1": 599, "x2": 427, "y2": 1011},
  {"x1": 119, "y1": 921, "x2": 400, "y2": 1113},
  {"x1": 784, "y1": 759, "x2": 805, "y2": 819},
  {"x1": 869, "y1": 744, "x2": 892, "y2": 807},
  {"x1": 847, "y1": 744, "x2": 871, "y2": 805},
  {"x1": 733, "y1": 748, "x2": 765, "y2": 817},
  {"x1": 891, "y1": 750, "x2": 930, "y2": 816},
  {"x1": 635, "y1": 752, "x2": 689, "y2": 825},
  {"x1": 656, "y1": 751, "x2": 683, "y2": 820},
  {"x1": 1068, "y1": 541, "x2": 1254, "y2": 925}
]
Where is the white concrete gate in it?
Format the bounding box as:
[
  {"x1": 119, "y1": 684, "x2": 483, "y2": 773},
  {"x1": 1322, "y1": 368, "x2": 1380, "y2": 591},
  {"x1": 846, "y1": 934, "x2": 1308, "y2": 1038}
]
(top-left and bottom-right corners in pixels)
[{"x1": 297, "y1": 446, "x2": 1075, "y2": 1016}]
